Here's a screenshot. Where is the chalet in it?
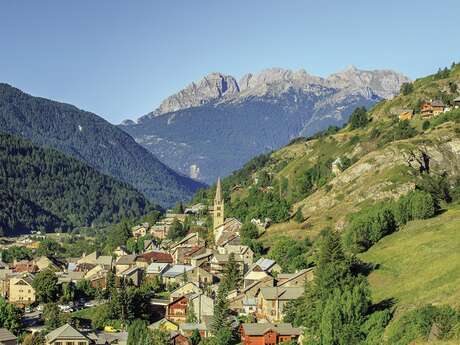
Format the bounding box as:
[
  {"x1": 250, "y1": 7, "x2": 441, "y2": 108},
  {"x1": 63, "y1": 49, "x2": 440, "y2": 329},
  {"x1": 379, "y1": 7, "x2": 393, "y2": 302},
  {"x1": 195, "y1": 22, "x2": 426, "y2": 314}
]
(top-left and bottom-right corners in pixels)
[
  {"x1": 8, "y1": 274, "x2": 35, "y2": 306},
  {"x1": 256, "y1": 287, "x2": 304, "y2": 321},
  {"x1": 240, "y1": 323, "x2": 301, "y2": 345},
  {"x1": 166, "y1": 293, "x2": 214, "y2": 324},
  {"x1": 399, "y1": 109, "x2": 414, "y2": 121},
  {"x1": 277, "y1": 268, "x2": 314, "y2": 287},
  {"x1": 432, "y1": 100, "x2": 445, "y2": 115},
  {"x1": 0, "y1": 328, "x2": 16, "y2": 345},
  {"x1": 45, "y1": 323, "x2": 91, "y2": 345}
]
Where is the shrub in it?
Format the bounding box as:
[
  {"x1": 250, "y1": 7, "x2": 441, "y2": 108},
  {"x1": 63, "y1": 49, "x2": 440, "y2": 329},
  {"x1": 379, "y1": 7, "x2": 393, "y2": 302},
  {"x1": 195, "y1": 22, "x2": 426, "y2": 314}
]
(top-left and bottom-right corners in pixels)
[
  {"x1": 349, "y1": 107, "x2": 369, "y2": 129},
  {"x1": 422, "y1": 120, "x2": 431, "y2": 130},
  {"x1": 400, "y1": 82, "x2": 414, "y2": 95}
]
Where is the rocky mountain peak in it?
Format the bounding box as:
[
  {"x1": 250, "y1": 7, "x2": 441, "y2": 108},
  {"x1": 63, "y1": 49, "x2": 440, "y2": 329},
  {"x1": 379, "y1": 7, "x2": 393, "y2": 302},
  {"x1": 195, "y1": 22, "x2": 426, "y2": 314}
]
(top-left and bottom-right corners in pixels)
[{"x1": 152, "y1": 72, "x2": 239, "y2": 116}]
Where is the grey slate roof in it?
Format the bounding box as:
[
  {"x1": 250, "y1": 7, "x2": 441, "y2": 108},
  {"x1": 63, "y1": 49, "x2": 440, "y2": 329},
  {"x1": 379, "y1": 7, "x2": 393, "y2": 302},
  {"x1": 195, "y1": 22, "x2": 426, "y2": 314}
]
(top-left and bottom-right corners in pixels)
[
  {"x1": 45, "y1": 323, "x2": 88, "y2": 343},
  {"x1": 115, "y1": 254, "x2": 137, "y2": 265},
  {"x1": 242, "y1": 323, "x2": 301, "y2": 336},
  {"x1": 259, "y1": 287, "x2": 303, "y2": 300}
]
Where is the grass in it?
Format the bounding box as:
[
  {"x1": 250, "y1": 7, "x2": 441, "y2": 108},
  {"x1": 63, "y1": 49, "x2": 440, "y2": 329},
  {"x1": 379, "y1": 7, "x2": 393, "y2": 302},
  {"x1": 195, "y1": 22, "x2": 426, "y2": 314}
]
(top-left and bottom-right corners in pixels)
[
  {"x1": 360, "y1": 204, "x2": 460, "y2": 308},
  {"x1": 72, "y1": 304, "x2": 105, "y2": 322}
]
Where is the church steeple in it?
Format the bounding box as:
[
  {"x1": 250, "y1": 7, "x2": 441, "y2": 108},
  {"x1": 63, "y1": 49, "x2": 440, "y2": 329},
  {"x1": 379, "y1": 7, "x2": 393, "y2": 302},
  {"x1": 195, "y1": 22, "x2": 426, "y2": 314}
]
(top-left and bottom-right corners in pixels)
[{"x1": 213, "y1": 177, "x2": 224, "y2": 230}]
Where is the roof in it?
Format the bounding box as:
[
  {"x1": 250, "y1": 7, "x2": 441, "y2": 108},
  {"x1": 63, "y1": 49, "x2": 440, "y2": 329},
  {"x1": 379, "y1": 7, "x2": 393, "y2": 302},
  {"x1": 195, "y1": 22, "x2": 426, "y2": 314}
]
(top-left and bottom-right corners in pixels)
[
  {"x1": 176, "y1": 232, "x2": 198, "y2": 246},
  {"x1": 137, "y1": 251, "x2": 173, "y2": 264},
  {"x1": 162, "y1": 265, "x2": 194, "y2": 278},
  {"x1": 116, "y1": 254, "x2": 137, "y2": 265},
  {"x1": 146, "y1": 262, "x2": 170, "y2": 274},
  {"x1": 243, "y1": 298, "x2": 257, "y2": 306},
  {"x1": 45, "y1": 323, "x2": 88, "y2": 343},
  {"x1": 180, "y1": 322, "x2": 209, "y2": 331},
  {"x1": 432, "y1": 100, "x2": 445, "y2": 107},
  {"x1": 214, "y1": 177, "x2": 223, "y2": 201},
  {"x1": 190, "y1": 250, "x2": 213, "y2": 261},
  {"x1": 120, "y1": 266, "x2": 141, "y2": 276},
  {"x1": 241, "y1": 323, "x2": 301, "y2": 336},
  {"x1": 259, "y1": 287, "x2": 303, "y2": 300},
  {"x1": 277, "y1": 268, "x2": 314, "y2": 287},
  {"x1": 149, "y1": 318, "x2": 178, "y2": 329},
  {"x1": 254, "y1": 258, "x2": 277, "y2": 271},
  {"x1": 0, "y1": 328, "x2": 16, "y2": 342},
  {"x1": 454, "y1": 96, "x2": 460, "y2": 102}
]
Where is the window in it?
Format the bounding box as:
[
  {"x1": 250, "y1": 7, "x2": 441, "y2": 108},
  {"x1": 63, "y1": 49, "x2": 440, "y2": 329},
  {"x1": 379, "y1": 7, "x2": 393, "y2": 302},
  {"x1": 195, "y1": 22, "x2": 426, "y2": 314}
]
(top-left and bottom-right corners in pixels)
[{"x1": 78, "y1": 342, "x2": 86, "y2": 345}]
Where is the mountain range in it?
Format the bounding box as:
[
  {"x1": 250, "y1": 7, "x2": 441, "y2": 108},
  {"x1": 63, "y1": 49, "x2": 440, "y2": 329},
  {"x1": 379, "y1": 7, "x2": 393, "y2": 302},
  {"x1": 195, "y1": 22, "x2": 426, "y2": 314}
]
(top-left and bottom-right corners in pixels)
[
  {"x1": 120, "y1": 66, "x2": 409, "y2": 183},
  {"x1": 0, "y1": 84, "x2": 204, "y2": 207}
]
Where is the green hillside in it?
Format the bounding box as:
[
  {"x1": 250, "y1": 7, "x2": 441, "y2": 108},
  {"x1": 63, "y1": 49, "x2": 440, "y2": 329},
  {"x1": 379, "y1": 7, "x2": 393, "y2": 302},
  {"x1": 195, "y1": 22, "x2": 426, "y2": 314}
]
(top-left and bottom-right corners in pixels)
[
  {"x1": 360, "y1": 203, "x2": 460, "y2": 308},
  {"x1": 0, "y1": 132, "x2": 155, "y2": 236}
]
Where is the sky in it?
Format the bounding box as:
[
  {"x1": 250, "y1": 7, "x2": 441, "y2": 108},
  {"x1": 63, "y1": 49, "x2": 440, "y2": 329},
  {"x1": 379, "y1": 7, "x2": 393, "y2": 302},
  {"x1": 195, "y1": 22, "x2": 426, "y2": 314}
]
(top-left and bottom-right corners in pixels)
[{"x1": 1, "y1": 0, "x2": 459, "y2": 124}]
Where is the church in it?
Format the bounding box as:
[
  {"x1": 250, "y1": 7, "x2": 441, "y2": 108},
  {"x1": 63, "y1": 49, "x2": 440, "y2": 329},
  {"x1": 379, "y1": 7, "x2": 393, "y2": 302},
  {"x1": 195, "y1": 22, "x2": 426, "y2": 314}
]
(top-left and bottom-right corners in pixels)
[{"x1": 212, "y1": 177, "x2": 242, "y2": 247}]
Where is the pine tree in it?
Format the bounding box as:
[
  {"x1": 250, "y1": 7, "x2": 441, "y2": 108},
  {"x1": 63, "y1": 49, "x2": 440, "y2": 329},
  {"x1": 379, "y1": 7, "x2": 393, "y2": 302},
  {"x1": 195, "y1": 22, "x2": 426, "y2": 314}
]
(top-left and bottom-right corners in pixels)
[{"x1": 222, "y1": 253, "x2": 241, "y2": 292}]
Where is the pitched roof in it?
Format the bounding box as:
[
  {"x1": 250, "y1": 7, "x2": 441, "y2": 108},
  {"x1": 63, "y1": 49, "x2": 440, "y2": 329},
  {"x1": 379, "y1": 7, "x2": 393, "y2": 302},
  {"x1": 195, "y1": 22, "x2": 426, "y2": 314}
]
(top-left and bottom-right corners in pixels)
[
  {"x1": 45, "y1": 323, "x2": 88, "y2": 343},
  {"x1": 0, "y1": 328, "x2": 16, "y2": 342},
  {"x1": 259, "y1": 287, "x2": 303, "y2": 300},
  {"x1": 277, "y1": 268, "x2": 314, "y2": 287},
  {"x1": 146, "y1": 262, "x2": 170, "y2": 274},
  {"x1": 137, "y1": 251, "x2": 173, "y2": 264},
  {"x1": 241, "y1": 323, "x2": 301, "y2": 336},
  {"x1": 115, "y1": 254, "x2": 137, "y2": 265},
  {"x1": 162, "y1": 265, "x2": 194, "y2": 278},
  {"x1": 253, "y1": 258, "x2": 277, "y2": 271},
  {"x1": 432, "y1": 99, "x2": 445, "y2": 107}
]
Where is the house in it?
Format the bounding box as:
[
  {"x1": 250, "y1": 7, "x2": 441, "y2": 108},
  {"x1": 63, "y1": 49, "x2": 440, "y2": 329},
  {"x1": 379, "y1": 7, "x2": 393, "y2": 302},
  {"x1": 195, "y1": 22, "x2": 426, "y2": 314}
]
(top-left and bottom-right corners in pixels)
[
  {"x1": 181, "y1": 246, "x2": 207, "y2": 265},
  {"x1": 277, "y1": 268, "x2": 314, "y2": 287},
  {"x1": 228, "y1": 276, "x2": 275, "y2": 312},
  {"x1": 190, "y1": 250, "x2": 214, "y2": 268},
  {"x1": 184, "y1": 203, "x2": 207, "y2": 215},
  {"x1": 180, "y1": 321, "x2": 212, "y2": 338},
  {"x1": 145, "y1": 262, "x2": 170, "y2": 280},
  {"x1": 214, "y1": 218, "x2": 242, "y2": 247},
  {"x1": 242, "y1": 297, "x2": 257, "y2": 315},
  {"x1": 135, "y1": 251, "x2": 173, "y2": 268},
  {"x1": 221, "y1": 244, "x2": 254, "y2": 269},
  {"x1": 0, "y1": 328, "x2": 17, "y2": 345},
  {"x1": 77, "y1": 252, "x2": 113, "y2": 270},
  {"x1": 113, "y1": 246, "x2": 128, "y2": 258},
  {"x1": 131, "y1": 223, "x2": 149, "y2": 238},
  {"x1": 399, "y1": 109, "x2": 413, "y2": 121},
  {"x1": 8, "y1": 274, "x2": 35, "y2": 305},
  {"x1": 150, "y1": 221, "x2": 172, "y2": 240},
  {"x1": 188, "y1": 266, "x2": 216, "y2": 286},
  {"x1": 240, "y1": 323, "x2": 301, "y2": 345},
  {"x1": 171, "y1": 233, "x2": 204, "y2": 251},
  {"x1": 118, "y1": 266, "x2": 143, "y2": 287},
  {"x1": 35, "y1": 256, "x2": 65, "y2": 272},
  {"x1": 210, "y1": 253, "x2": 244, "y2": 277},
  {"x1": 161, "y1": 265, "x2": 194, "y2": 285},
  {"x1": 256, "y1": 287, "x2": 304, "y2": 321},
  {"x1": 45, "y1": 323, "x2": 91, "y2": 345},
  {"x1": 12, "y1": 260, "x2": 38, "y2": 274},
  {"x1": 170, "y1": 282, "x2": 202, "y2": 301},
  {"x1": 143, "y1": 240, "x2": 159, "y2": 253},
  {"x1": 170, "y1": 331, "x2": 191, "y2": 345},
  {"x1": 244, "y1": 258, "x2": 281, "y2": 288},
  {"x1": 149, "y1": 318, "x2": 179, "y2": 332},
  {"x1": 432, "y1": 100, "x2": 445, "y2": 115},
  {"x1": 115, "y1": 255, "x2": 137, "y2": 274},
  {"x1": 166, "y1": 293, "x2": 214, "y2": 324}
]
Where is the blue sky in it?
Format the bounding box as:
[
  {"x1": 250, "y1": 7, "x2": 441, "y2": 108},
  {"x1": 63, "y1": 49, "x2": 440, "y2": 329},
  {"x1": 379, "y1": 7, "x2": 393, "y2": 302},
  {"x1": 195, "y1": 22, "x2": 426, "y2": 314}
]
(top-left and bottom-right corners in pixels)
[{"x1": 1, "y1": 0, "x2": 459, "y2": 124}]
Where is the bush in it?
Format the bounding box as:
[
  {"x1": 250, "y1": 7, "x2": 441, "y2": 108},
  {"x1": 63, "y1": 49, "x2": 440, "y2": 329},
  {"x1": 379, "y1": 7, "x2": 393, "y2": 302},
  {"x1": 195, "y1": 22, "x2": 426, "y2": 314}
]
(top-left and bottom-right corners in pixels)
[
  {"x1": 349, "y1": 107, "x2": 369, "y2": 129},
  {"x1": 422, "y1": 120, "x2": 430, "y2": 130},
  {"x1": 393, "y1": 190, "x2": 436, "y2": 225},
  {"x1": 400, "y1": 82, "x2": 414, "y2": 95},
  {"x1": 344, "y1": 202, "x2": 397, "y2": 253}
]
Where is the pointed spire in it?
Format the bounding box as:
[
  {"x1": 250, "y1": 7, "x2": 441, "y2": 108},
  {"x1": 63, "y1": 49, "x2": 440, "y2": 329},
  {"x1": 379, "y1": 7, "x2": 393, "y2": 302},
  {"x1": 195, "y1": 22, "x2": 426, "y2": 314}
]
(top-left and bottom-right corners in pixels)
[{"x1": 214, "y1": 177, "x2": 223, "y2": 201}]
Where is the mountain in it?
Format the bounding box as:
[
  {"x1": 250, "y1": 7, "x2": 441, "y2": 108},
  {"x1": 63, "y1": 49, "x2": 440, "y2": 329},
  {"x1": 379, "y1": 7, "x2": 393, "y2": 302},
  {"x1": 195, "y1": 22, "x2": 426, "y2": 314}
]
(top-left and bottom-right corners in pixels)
[
  {"x1": 0, "y1": 84, "x2": 205, "y2": 207},
  {"x1": 120, "y1": 66, "x2": 409, "y2": 183},
  {"x1": 0, "y1": 132, "x2": 155, "y2": 236}
]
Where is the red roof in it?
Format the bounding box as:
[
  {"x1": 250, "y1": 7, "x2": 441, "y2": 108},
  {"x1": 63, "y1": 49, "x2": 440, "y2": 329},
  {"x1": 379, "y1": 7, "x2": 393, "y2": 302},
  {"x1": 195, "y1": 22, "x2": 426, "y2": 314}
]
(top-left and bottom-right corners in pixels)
[{"x1": 137, "y1": 251, "x2": 173, "y2": 264}]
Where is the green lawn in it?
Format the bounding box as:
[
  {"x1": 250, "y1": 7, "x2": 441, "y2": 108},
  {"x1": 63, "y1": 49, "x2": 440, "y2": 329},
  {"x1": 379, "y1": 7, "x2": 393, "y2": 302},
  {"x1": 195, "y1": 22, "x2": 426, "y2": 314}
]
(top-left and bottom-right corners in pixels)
[{"x1": 360, "y1": 204, "x2": 460, "y2": 308}]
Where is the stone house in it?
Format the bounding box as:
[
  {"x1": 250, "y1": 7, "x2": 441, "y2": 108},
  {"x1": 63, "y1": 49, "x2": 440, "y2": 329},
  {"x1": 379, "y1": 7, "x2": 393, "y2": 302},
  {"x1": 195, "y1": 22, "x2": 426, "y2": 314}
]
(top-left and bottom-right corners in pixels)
[
  {"x1": 255, "y1": 287, "x2": 304, "y2": 322},
  {"x1": 240, "y1": 323, "x2": 301, "y2": 345}
]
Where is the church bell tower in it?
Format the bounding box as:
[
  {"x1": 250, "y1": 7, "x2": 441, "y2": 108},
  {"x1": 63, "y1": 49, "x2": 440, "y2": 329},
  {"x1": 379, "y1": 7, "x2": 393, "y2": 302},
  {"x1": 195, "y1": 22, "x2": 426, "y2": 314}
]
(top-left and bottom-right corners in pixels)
[{"x1": 213, "y1": 177, "x2": 224, "y2": 230}]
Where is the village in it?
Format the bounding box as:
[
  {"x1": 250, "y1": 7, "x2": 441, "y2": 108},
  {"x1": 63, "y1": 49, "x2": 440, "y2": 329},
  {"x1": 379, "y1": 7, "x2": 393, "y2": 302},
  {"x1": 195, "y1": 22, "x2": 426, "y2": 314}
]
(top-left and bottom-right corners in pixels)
[{"x1": 0, "y1": 179, "x2": 310, "y2": 345}]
